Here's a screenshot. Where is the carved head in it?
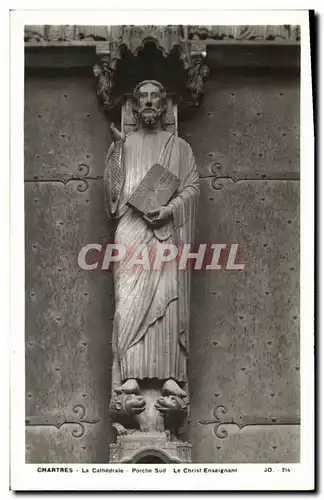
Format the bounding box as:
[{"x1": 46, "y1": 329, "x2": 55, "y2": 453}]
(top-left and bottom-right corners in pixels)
[
  {"x1": 156, "y1": 395, "x2": 188, "y2": 412},
  {"x1": 109, "y1": 392, "x2": 146, "y2": 419},
  {"x1": 133, "y1": 80, "x2": 167, "y2": 128}
]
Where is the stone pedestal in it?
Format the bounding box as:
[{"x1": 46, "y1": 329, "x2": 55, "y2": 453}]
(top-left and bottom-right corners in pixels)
[{"x1": 109, "y1": 432, "x2": 192, "y2": 463}]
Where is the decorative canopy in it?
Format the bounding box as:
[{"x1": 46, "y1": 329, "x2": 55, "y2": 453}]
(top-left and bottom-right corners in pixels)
[
  {"x1": 24, "y1": 25, "x2": 300, "y2": 43},
  {"x1": 24, "y1": 25, "x2": 300, "y2": 118}
]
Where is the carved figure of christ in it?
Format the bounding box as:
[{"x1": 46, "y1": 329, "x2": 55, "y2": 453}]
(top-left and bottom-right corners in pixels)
[{"x1": 104, "y1": 80, "x2": 199, "y2": 432}]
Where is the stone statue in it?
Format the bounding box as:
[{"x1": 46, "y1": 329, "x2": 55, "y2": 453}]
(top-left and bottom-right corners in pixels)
[{"x1": 104, "y1": 80, "x2": 199, "y2": 455}]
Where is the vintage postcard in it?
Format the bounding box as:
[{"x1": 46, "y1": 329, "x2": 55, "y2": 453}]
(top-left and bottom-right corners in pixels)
[{"x1": 9, "y1": 8, "x2": 314, "y2": 491}]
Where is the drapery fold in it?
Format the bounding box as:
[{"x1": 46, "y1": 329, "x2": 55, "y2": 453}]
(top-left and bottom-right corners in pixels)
[{"x1": 104, "y1": 129, "x2": 199, "y2": 382}]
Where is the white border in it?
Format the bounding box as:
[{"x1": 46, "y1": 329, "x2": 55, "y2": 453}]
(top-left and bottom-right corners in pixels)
[
  {"x1": 10, "y1": 9, "x2": 308, "y2": 26},
  {"x1": 9, "y1": 9, "x2": 314, "y2": 492}
]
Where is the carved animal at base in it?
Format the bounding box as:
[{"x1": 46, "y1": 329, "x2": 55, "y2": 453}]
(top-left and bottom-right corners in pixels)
[
  {"x1": 109, "y1": 391, "x2": 146, "y2": 435},
  {"x1": 155, "y1": 395, "x2": 188, "y2": 432}
]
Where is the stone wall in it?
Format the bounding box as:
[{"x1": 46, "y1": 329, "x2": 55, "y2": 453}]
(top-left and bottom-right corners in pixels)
[
  {"x1": 25, "y1": 63, "x2": 299, "y2": 463},
  {"x1": 25, "y1": 75, "x2": 114, "y2": 462},
  {"x1": 182, "y1": 69, "x2": 300, "y2": 463}
]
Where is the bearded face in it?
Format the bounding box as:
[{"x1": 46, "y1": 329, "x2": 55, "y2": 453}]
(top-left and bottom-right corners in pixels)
[{"x1": 135, "y1": 82, "x2": 164, "y2": 127}]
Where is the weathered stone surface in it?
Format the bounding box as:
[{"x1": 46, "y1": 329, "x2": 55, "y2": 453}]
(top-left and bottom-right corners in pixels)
[
  {"x1": 25, "y1": 75, "x2": 110, "y2": 179},
  {"x1": 189, "y1": 423, "x2": 300, "y2": 463},
  {"x1": 26, "y1": 421, "x2": 109, "y2": 463},
  {"x1": 188, "y1": 178, "x2": 299, "y2": 462},
  {"x1": 205, "y1": 45, "x2": 300, "y2": 69},
  {"x1": 25, "y1": 68, "x2": 299, "y2": 463},
  {"x1": 180, "y1": 70, "x2": 299, "y2": 179},
  {"x1": 25, "y1": 47, "x2": 97, "y2": 69},
  {"x1": 188, "y1": 25, "x2": 300, "y2": 41},
  {"x1": 25, "y1": 179, "x2": 114, "y2": 462},
  {"x1": 24, "y1": 25, "x2": 301, "y2": 43},
  {"x1": 110, "y1": 432, "x2": 192, "y2": 463}
]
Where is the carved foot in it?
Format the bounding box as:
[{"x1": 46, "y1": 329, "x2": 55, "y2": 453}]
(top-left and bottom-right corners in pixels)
[
  {"x1": 115, "y1": 378, "x2": 140, "y2": 395},
  {"x1": 162, "y1": 379, "x2": 187, "y2": 398},
  {"x1": 112, "y1": 422, "x2": 127, "y2": 436},
  {"x1": 156, "y1": 413, "x2": 165, "y2": 433}
]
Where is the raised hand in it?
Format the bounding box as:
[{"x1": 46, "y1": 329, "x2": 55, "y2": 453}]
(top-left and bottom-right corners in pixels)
[{"x1": 110, "y1": 122, "x2": 126, "y2": 143}]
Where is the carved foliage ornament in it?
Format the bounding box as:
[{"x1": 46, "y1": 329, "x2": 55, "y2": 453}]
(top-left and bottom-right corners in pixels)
[
  {"x1": 188, "y1": 25, "x2": 301, "y2": 41},
  {"x1": 93, "y1": 35, "x2": 209, "y2": 115},
  {"x1": 24, "y1": 24, "x2": 299, "y2": 112},
  {"x1": 24, "y1": 24, "x2": 301, "y2": 42},
  {"x1": 93, "y1": 56, "x2": 117, "y2": 112}
]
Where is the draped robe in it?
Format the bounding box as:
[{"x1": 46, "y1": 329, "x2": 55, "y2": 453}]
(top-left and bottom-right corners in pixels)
[{"x1": 104, "y1": 128, "x2": 199, "y2": 384}]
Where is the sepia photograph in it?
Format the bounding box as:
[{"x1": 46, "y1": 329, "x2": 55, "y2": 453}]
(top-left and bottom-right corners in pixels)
[{"x1": 9, "y1": 8, "x2": 314, "y2": 491}]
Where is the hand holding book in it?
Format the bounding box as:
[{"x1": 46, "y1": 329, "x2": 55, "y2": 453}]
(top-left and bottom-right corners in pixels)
[{"x1": 126, "y1": 163, "x2": 180, "y2": 225}]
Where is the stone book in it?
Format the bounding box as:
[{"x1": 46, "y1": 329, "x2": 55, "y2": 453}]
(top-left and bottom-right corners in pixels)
[{"x1": 126, "y1": 163, "x2": 180, "y2": 215}]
